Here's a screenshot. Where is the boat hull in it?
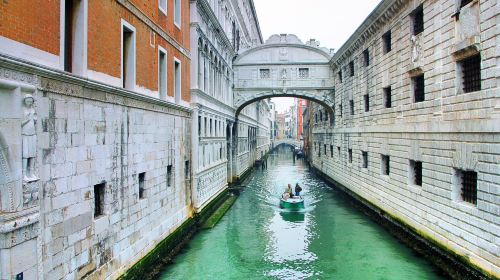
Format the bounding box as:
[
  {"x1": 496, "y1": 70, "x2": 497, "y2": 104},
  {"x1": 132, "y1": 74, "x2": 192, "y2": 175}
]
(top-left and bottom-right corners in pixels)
[{"x1": 280, "y1": 198, "x2": 304, "y2": 210}]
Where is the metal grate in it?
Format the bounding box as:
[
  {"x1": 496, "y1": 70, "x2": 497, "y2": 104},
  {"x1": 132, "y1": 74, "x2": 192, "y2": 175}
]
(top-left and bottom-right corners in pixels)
[
  {"x1": 413, "y1": 5, "x2": 424, "y2": 35},
  {"x1": 461, "y1": 54, "x2": 481, "y2": 93},
  {"x1": 362, "y1": 151, "x2": 368, "y2": 168},
  {"x1": 384, "y1": 87, "x2": 392, "y2": 108},
  {"x1": 461, "y1": 171, "x2": 477, "y2": 205},
  {"x1": 460, "y1": 0, "x2": 473, "y2": 8},
  {"x1": 259, "y1": 69, "x2": 270, "y2": 79},
  {"x1": 299, "y1": 68, "x2": 309, "y2": 79},
  {"x1": 364, "y1": 94, "x2": 369, "y2": 112},
  {"x1": 349, "y1": 61, "x2": 354, "y2": 77},
  {"x1": 339, "y1": 103, "x2": 343, "y2": 117},
  {"x1": 94, "y1": 183, "x2": 105, "y2": 217},
  {"x1": 330, "y1": 145, "x2": 334, "y2": 157},
  {"x1": 324, "y1": 144, "x2": 327, "y2": 155},
  {"x1": 413, "y1": 74, "x2": 425, "y2": 102},
  {"x1": 348, "y1": 149, "x2": 353, "y2": 163},
  {"x1": 383, "y1": 31, "x2": 392, "y2": 53},
  {"x1": 350, "y1": 100, "x2": 354, "y2": 115},
  {"x1": 138, "y1": 172, "x2": 145, "y2": 199},
  {"x1": 381, "y1": 155, "x2": 390, "y2": 175},
  {"x1": 364, "y1": 49, "x2": 370, "y2": 66},
  {"x1": 413, "y1": 161, "x2": 422, "y2": 186}
]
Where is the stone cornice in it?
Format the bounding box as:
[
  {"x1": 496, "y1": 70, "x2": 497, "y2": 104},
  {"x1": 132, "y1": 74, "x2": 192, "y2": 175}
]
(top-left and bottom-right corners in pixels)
[
  {"x1": 0, "y1": 54, "x2": 192, "y2": 117},
  {"x1": 195, "y1": 0, "x2": 236, "y2": 56},
  {"x1": 330, "y1": 0, "x2": 407, "y2": 68},
  {"x1": 194, "y1": 25, "x2": 234, "y2": 70},
  {"x1": 117, "y1": 0, "x2": 191, "y2": 59}
]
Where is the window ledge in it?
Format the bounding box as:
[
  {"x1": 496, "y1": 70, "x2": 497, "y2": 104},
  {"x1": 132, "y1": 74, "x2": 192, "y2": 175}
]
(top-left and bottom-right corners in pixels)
[{"x1": 451, "y1": 36, "x2": 481, "y2": 61}]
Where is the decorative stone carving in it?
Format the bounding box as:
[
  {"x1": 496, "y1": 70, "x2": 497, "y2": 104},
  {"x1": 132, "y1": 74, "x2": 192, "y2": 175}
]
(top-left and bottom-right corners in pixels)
[
  {"x1": 411, "y1": 35, "x2": 422, "y2": 64},
  {"x1": 22, "y1": 94, "x2": 38, "y2": 182}
]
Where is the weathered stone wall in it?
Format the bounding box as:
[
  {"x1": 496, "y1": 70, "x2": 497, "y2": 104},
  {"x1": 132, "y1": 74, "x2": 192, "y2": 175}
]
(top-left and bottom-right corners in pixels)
[
  {"x1": 309, "y1": 0, "x2": 499, "y2": 277},
  {"x1": 0, "y1": 57, "x2": 192, "y2": 279}
]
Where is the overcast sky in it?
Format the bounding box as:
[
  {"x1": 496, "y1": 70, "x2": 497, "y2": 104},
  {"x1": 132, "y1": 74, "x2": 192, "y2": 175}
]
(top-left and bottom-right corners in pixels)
[{"x1": 253, "y1": 0, "x2": 382, "y2": 113}]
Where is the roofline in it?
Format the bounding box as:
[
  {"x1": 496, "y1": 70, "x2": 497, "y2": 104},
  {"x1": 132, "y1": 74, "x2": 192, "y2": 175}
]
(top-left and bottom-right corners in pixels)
[{"x1": 249, "y1": 0, "x2": 264, "y2": 44}]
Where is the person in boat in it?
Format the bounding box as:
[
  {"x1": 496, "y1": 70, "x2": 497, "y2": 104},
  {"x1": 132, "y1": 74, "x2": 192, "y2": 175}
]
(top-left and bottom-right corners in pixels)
[
  {"x1": 295, "y1": 183, "x2": 302, "y2": 196},
  {"x1": 283, "y1": 184, "x2": 293, "y2": 199}
]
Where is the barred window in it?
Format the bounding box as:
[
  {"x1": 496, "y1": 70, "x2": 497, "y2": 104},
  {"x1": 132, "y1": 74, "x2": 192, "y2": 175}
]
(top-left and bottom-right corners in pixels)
[
  {"x1": 412, "y1": 5, "x2": 424, "y2": 36},
  {"x1": 299, "y1": 68, "x2": 309, "y2": 78},
  {"x1": 383, "y1": 86, "x2": 392, "y2": 108},
  {"x1": 94, "y1": 183, "x2": 105, "y2": 218},
  {"x1": 364, "y1": 94, "x2": 369, "y2": 112},
  {"x1": 337, "y1": 146, "x2": 341, "y2": 158},
  {"x1": 167, "y1": 165, "x2": 172, "y2": 187},
  {"x1": 324, "y1": 144, "x2": 327, "y2": 155},
  {"x1": 350, "y1": 100, "x2": 354, "y2": 115},
  {"x1": 338, "y1": 70, "x2": 343, "y2": 83},
  {"x1": 460, "y1": 54, "x2": 481, "y2": 93},
  {"x1": 381, "y1": 155, "x2": 390, "y2": 175},
  {"x1": 138, "y1": 172, "x2": 145, "y2": 199},
  {"x1": 413, "y1": 74, "x2": 425, "y2": 103},
  {"x1": 348, "y1": 149, "x2": 353, "y2": 163},
  {"x1": 457, "y1": 170, "x2": 477, "y2": 205},
  {"x1": 362, "y1": 151, "x2": 368, "y2": 168},
  {"x1": 349, "y1": 61, "x2": 354, "y2": 77},
  {"x1": 363, "y1": 49, "x2": 370, "y2": 67},
  {"x1": 409, "y1": 160, "x2": 422, "y2": 186},
  {"x1": 339, "y1": 103, "x2": 343, "y2": 117},
  {"x1": 330, "y1": 145, "x2": 334, "y2": 157},
  {"x1": 259, "y1": 69, "x2": 270, "y2": 79},
  {"x1": 383, "y1": 30, "x2": 392, "y2": 54}
]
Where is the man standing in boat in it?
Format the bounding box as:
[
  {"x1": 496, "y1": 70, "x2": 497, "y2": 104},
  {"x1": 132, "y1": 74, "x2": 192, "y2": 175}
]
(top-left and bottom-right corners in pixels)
[
  {"x1": 295, "y1": 183, "x2": 302, "y2": 197},
  {"x1": 284, "y1": 184, "x2": 293, "y2": 198}
]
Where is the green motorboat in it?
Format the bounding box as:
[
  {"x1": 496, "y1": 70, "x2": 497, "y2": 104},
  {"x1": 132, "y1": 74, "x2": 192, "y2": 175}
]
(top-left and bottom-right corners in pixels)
[{"x1": 279, "y1": 196, "x2": 304, "y2": 210}]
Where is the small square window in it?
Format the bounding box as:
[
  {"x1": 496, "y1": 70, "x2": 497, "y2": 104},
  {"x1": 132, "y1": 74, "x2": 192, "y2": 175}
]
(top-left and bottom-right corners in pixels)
[
  {"x1": 455, "y1": 169, "x2": 477, "y2": 205},
  {"x1": 349, "y1": 61, "x2": 354, "y2": 77},
  {"x1": 350, "y1": 100, "x2": 354, "y2": 115},
  {"x1": 348, "y1": 149, "x2": 353, "y2": 163},
  {"x1": 413, "y1": 74, "x2": 425, "y2": 103},
  {"x1": 381, "y1": 155, "x2": 390, "y2": 175},
  {"x1": 299, "y1": 68, "x2": 309, "y2": 78},
  {"x1": 459, "y1": 54, "x2": 481, "y2": 93},
  {"x1": 383, "y1": 30, "x2": 392, "y2": 54},
  {"x1": 138, "y1": 172, "x2": 145, "y2": 199},
  {"x1": 364, "y1": 94, "x2": 369, "y2": 112},
  {"x1": 362, "y1": 151, "x2": 368, "y2": 168},
  {"x1": 412, "y1": 5, "x2": 424, "y2": 36},
  {"x1": 94, "y1": 183, "x2": 105, "y2": 218},
  {"x1": 363, "y1": 49, "x2": 370, "y2": 67},
  {"x1": 260, "y1": 69, "x2": 270, "y2": 79},
  {"x1": 409, "y1": 160, "x2": 422, "y2": 186},
  {"x1": 383, "y1": 86, "x2": 392, "y2": 108}
]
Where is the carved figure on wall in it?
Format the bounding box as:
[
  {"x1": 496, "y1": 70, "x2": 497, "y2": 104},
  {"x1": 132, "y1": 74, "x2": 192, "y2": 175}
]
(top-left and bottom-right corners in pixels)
[
  {"x1": 411, "y1": 35, "x2": 422, "y2": 63},
  {"x1": 22, "y1": 94, "x2": 37, "y2": 181},
  {"x1": 281, "y1": 69, "x2": 287, "y2": 80}
]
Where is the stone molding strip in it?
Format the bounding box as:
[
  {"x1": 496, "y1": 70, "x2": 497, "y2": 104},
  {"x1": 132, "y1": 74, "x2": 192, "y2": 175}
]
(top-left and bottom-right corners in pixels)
[
  {"x1": 117, "y1": 0, "x2": 191, "y2": 59},
  {"x1": 0, "y1": 54, "x2": 192, "y2": 117}
]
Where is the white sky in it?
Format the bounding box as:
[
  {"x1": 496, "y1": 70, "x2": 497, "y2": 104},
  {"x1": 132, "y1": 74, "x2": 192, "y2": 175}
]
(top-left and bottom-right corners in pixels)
[{"x1": 253, "y1": 0, "x2": 382, "y2": 113}]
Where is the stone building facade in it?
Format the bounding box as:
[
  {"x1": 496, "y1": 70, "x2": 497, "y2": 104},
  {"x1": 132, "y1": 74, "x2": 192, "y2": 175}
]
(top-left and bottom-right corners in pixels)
[
  {"x1": 308, "y1": 0, "x2": 499, "y2": 277},
  {"x1": 0, "y1": 0, "x2": 193, "y2": 279}
]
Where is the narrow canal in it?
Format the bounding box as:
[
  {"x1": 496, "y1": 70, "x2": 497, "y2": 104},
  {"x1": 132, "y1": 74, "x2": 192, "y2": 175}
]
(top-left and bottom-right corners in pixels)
[{"x1": 159, "y1": 147, "x2": 446, "y2": 280}]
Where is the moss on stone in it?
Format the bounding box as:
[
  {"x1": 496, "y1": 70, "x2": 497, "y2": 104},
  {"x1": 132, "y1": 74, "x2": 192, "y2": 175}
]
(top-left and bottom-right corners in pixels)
[{"x1": 202, "y1": 195, "x2": 237, "y2": 229}]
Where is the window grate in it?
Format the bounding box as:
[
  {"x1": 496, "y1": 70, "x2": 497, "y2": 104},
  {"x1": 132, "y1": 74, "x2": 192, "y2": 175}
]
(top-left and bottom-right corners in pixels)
[
  {"x1": 349, "y1": 61, "x2": 354, "y2": 77},
  {"x1": 339, "y1": 103, "x2": 343, "y2": 117},
  {"x1": 411, "y1": 160, "x2": 423, "y2": 186},
  {"x1": 362, "y1": 151, "x2": 368, "y2": 168},
  {"x1": 364, "y1": 94, "x2": 369, "y2": 112},
  {"x1": 299, "y1": 68, "x2": 309, "y2": 79},
  {"x1": 381, "y1": 155, "x2": 390, "y2": 175},
  {"x1": 324, "y1": 144, "x2": 327, "y2": 155},
  {"x1": 413, "y1": 6, "x2": 424, "y2": 35},
  {"x1": 138, "y1": 172, "x2": 145, "y2": 199},
  {"x1": 338, "y1": 70, "x2": 343, "y2": 83},
  {"x1": 383, "y1": 31, "x2": 392, "y2": 54},
  {"x1": 363, "y1": 49, "x2": 370, "y2": 67},
  {"x1": 348, "y1": 149, "x2": 353, "y2": 163},
  {"x1": 461, "y1": 171, "x2": 477, "y2": 205},
  {"x1": 461, "y1": 54, "x2": 481, "y2": 93},
  {"x1": 94, "y1": 183, "x2": 105, "y2": 217},
  {"x1": 260, "y1": 69, "x2": 270, "y2": 79},
  {"x1": 350, "y1": 100, "x2": 354, "y2": 115},
  {"x1": 413, "y1": 74, "x2": 425, "y2": 102},
  {"x1": 383, "y1": 87, "x2": 392, "y2": 108},
  {"x1": 460, "y1": 0, "x2": 473, "y2": 8},
  {"x1": 330, "y1": 145, "x2": 334, "y2": 157}
]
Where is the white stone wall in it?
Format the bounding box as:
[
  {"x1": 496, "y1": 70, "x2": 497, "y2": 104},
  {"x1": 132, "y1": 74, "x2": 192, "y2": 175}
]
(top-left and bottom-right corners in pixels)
[
  {"x1": 309, "y1": 0, "x2": 499, "y2": 277},
  {"x1": 0, "y1": 64, "x2": 192, "y2": 279}
]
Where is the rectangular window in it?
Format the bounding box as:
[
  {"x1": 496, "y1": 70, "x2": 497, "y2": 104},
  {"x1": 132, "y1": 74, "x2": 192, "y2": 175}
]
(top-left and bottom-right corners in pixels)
[
  {"x1": 159, "y1": 0, "x2": 167, "y2": 14},
  {"x1": 348, "y1": 149, "x2": 353, "y2": 163},
  {"x1": 64, "y1": 0, "x2": 85, "y2": 74},
  {"x1": 350, "y1": 100, "x2": 354, "y2": 115},
  {"x1": 122, "y1": 22, "x2": 135, "y2": 90},
  {"x1": 338, "y1": 70, "x2": 343, "y2": 83},
  {"x1": 174, "y1": 0, "x2": 181, "y2": 27},
  {"x1": 299, "y1": 68, "x2": 310, "y2": 79},
  {"x1": 330, "y1": 145, "x2": 334, "y2": 157},
  {"x1": 381, "y1": 155, "x2": 390, "y2": 175},
  {"x1": 324, "y1": 144, "x2": 327, "y2": 155},
  {"x1": 198, "y1": 116, "x2": 202, "y2": 135},
  {"x1": 339, "y1": 103, "x2": 343, "y2": 117},
  {"x1": 138, "y1": 172, "x2": 145, "y2": 199},
  {"x1": 94, "y1": 183, "x2": 105, "y2": 217},
  {"x1": 409, "y1": 160, "x2": 422, "y2": 186},
  {"x1": 383, "y1": 30, "x2": 392, "y2": 54},
  {"x1": 364, "y1": 94, "x2": 369, "y2": 112},
  {"x1": 460, "y1": 0, "x2": 473, "y2": 8},
  {"x1": 349, "y1": 61, "x2": 354, "y2": 77},
  {"x1": 337, "y1": 146, "x2": 341, "y2": 158},
  {"x1": 412, "y1": 5, "x2": 424, "y2": 35},
  {"x1": 413, "y1": 74, "x2": 425, "y2": 103},
  {"x1": 167, "y1": 165, "x2": 172, "y2": 187},
  {"x1": 158, "y1": 49, "x2": 167, "y2": 100},
  {"x1": 362, "y1": 151, "x2": 368, "y2": 168},
  {"x1": 174, "y1": 58, "x2": 181, "y2": 103},
  {"x1": 260, "y1": 69, "x2": 270, "y2": 79},
  {"x1": 363, "y1": 49, "x2": 370, "y2": 67},
  {"x1": 184, "y1": 161, "x2": 190, "y2": 179},
  {"x1": 460, "y1": 54, "x2": 481, "y2": 93},
  {"x1": 383, "y1": 86, "x2": 392, "y2": 108},
  {"x1": 456, "y1": 169, "x2": 477, "y2": 205},
  {"x1": 64, "y1": 0, "x2": 75, "y2": 72}
]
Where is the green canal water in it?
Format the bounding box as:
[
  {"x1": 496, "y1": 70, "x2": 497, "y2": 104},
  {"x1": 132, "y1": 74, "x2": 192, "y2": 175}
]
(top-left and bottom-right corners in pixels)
[{"x1": 158, "y1": 147, "x2": 446, "y2": 280}]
